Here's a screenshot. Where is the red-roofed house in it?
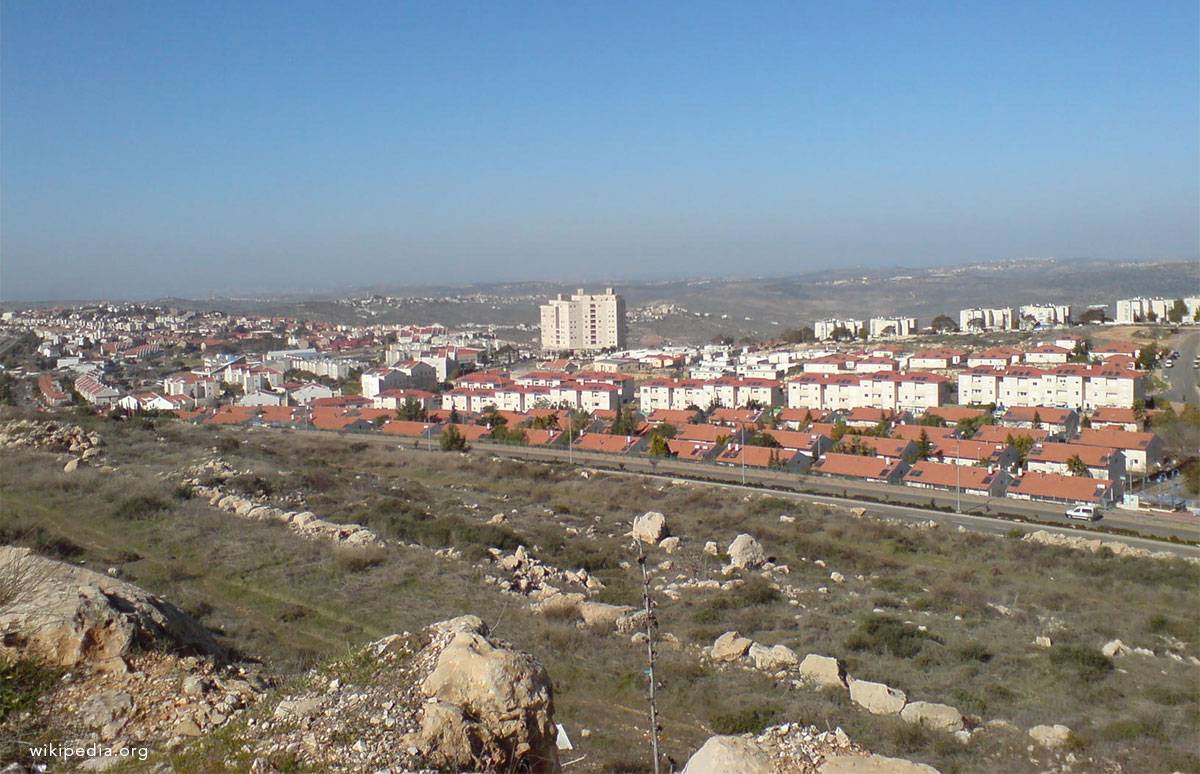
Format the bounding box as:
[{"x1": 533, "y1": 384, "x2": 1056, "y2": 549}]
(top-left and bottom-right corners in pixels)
[
  {"x1": 573, "y1": 433, "x2": 647, "y2": 455},
  {"x1": 1086, "y1": 408, "x2": 1141, "y2": 432},
  {"x1": 930, "y1": 438, "x2": 1019, "y2": 469},
  {"x1": 1026, "y1": 442, "x2": 1125, "y2": 488},
  {"x1": 810, "y1": 453, "x2": 908, "y2": 483},
  {"x1": 663, "y1": 439, "x2": 724, "y2": 462},
  {"x1": 903, "y1": 461, "x2": 1011, "y2": 497},
  {"x1": 837, "y1": 435, "x2": 917, "y2": 463},
  {"x1": 1073, "y1": 428, "x2": 1162, "y2": 473},
  {"x1": 715, "y1": 443, "x2": 809, "y2": 473},
  {"x1": 1007, "y1": 471, "x2": 1117, "y2": 504},
  {"x1": 999, "y1": 407, "x2": 1079, "y2": 438}
]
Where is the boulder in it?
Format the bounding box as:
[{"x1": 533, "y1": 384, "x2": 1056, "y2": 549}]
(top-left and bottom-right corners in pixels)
[
  {"x1": 659, "y1": 536, "x2": 682, "y2": 554},
  {"x1": 1034, "y1": 636, "x2": 1052, "y2": 648},
  {"x1": 819, "y1": 754, "x2": 941, "y2": 774},
  {"x1": 63, "y1": 458, "x2": 85, "y2": 473},
  {"x1": 830, "y1": 571, "x2": 846, "y2": 583},
  {"x1": 577, "y1": 601, "x2": 635, "y2": 631},
  {"x1": 682, "y1": 735, "x2": 773, "y2": 774},
  {"x1": 417, "y1": 616, "x2": 559, "y2": 773},
  {"x1": 632, "y1": 511, "x2": 668, "y2": 544},
  {"x1": 749, "y1": 642, "x2": 798, "y2": 671},
  {"x1": 79, "y1": 691, "x2": 133, "y2": 729},
  {"x1": 727, "y1": 534, "x2": 765, "y2": 569},
  {"x1": 0, "y1": 546, "x2": 223, "y2": 669},
  {"x1": 798, "y1": 654, "x2": 847, "y2": 688},
  {"x1": 849, "y1": 679, "x2": 907, "y2": 715},
  {"x1": 704, "y1": 541, "x2": 719, "y2": 557},
  {"x1": 709, "y1": 631, "x2": 753, "y2": 662},
  {"x1": 1028, "y1": 724, "x2": 1073, "y2": 748},
  {"x1": 1101, "y1": 639, "x2": 1130, "y2": 658},
  {"x1": 274, "y1": 697, "x2": 322, "y2": 721},
  {"x1": 900, "y1": 701, "x2": 964, "y2": 732}
]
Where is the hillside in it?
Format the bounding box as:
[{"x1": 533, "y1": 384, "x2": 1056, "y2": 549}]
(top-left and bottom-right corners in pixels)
[{"x1": 1, "y1": 411, "x2": 1198, "y2": 772}]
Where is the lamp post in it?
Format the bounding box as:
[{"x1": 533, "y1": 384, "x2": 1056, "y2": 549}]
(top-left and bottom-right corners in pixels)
[
  {"x1": 741, "y1": 443, "x2": 746, "y2": 485},
  {"x1": 955, "y1": 437, "x2": 961, "y2": 513}
]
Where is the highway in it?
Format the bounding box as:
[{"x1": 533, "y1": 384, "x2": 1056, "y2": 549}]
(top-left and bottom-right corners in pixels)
[
  {"x1": 1161, "y1": 331, "x2": 1200, "y2": 405},
  {"x1": 264, "y1": 425, "x2": 1200, "y2": 558}
]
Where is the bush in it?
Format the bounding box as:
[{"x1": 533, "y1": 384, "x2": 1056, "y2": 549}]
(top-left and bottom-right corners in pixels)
[
  {"x1": 1048, "y1": 646, "x2": 1113, "y2": 682},
  {"x1": 710, "y1": 703, "x2": 780, "y2": 734},
  {"x1": 111, "y1": 494, "x2": 171, "y2": 521},
  {"x1": 0, "y1": 657, "x2": 61, "y2": 722},
  {"x1": 845, "y1": 614, "x2": 938, "y2": 659}
]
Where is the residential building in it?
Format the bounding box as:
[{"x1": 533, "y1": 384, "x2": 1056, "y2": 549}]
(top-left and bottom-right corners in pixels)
[
  {"x1": 1115, "y1": 298, "x2": 1172, "y2": 324},
  {"x1": 814, "y1": 319, "x2": 865, "y2": 340},
  {"x1": 869, "y1": 317, "x2": 917, "y2": 338},
  {"x1": 930, "y1": 438, "x2": 1019, "y2": 469},
  {"x1": 1025, "y1": 442, "x2": 1125, "y2": 493},
  {"x1": 715, "y1": 444, "x2": 809, "y2": 473},
  {"x1": 1022, "y1": 345, "x2": 1071, "y2": 365},
  {"x1": 957, "y1": 364, "x2": 1143, "y2": 411},
  {"x1": 810, "y1": 453, "x2": 908, "y2": 483},
  {"x1": 1007, "y1": 471, "x2": 1117, "y2": 504},
  {"x1": 998, "y1": 407, "x2": 1079, "y2": 438},
  {"x1": 74, "y1": 374, "x2": 119, "y2": 406},
  {"x1": 903, "y1": 462, "x2": 1011, "y2": 497},
  {"x1": 1018, "y1": 304, "x2": 1071, "y2": 328},
  {"x1": 1073, "y1": 428, "x2": 1163, "y2": 473},
  {"x1": 539, "y1": 288, "x2": 626, "y2": 353},
  {"x1": 959, "y1": 307, "x2": 1015, "y2": 332}
]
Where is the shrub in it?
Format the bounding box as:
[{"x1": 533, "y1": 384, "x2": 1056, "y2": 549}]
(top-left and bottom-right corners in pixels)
[
  {"x1": 111, "y1": 494, "x2": 171, "y2": 521},
  {"x1": 845, "y1": 614, "x2": 938, "y2": 658},
  {"x1": 1048, "y1": 646, "x2": 1113, "y2": 682},
  {"x1": 332, "y1": 543, "x2": 386, "y2": 571},
  {"x1": 710, "y1": 703, "x2": 780, "y2": 734},
  {"x1": 0, "y1": 657, "x2": 61, "y2": 722}
]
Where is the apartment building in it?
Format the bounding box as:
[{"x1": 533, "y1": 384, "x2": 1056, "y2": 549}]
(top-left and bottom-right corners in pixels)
[
  {"x1": 636, "y1": 377, "x2": 782, "y2": 412},
  {"x1": 957, "y1": 364, "x2": 1143, "y2": 410},
  {"x1": 959, "y1": 307, "x2": 1015, "y2": 332},
  {"x1": 814, "y1": 318, "x2": 865, "y2": 340},
  {"x1": 785, "y1": 371, "x2": 949, "y2": 413},
  {"x1": 1018, "y1": 304, "x2": 1071, "y2": 328},
  {"x1": 539, "y1": 288, "x2": 626, "y2": 353},
  {"x1": 868, "y1": 317, "x2": 917, "y2": 338},
  {"x1": 1115, "y1": 297, "x2": 1172, "y2": 324}
]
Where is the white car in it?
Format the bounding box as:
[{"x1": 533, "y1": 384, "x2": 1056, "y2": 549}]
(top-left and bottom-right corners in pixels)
[{"x1": 1065, "y1": 505, "x2": 1099, "y2": 521}]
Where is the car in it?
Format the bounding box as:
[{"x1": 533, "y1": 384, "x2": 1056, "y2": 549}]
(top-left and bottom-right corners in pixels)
[
  {"x1": 1065, "y1": 505, "x2": 1100, "y2": 521},
  {"x1": 1164, "y1": 360, "x2": 1174, "y2": 368}
]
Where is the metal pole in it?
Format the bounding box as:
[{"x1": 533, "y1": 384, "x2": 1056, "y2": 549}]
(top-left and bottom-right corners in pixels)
[
  {"x1": 636, "y1": 541, "x2": 662, "y2": 774},
  {"x1": 568, "y1": 411, "x2": 573, "y2": 465},
  {"x1": 956, "y1": 437, "x2": 961, "y2": 513}
]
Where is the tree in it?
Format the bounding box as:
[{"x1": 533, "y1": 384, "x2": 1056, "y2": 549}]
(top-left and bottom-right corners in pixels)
[
  {"x1": 477, "y1": 405, "x2": 507, "y2": 428},
  {"x1": 648, "y1": 422, "x2": 676, "y2": 440},
  {"x1": 440, "y1": 424, "x2": 469, "y2": 451},
  {"x1": 712, "y1": 335, "x2": 734, "y2": 346},
  {"x1": 1078, "y1": 308, "x2": 1106, "y2": 324},
  {"x1": 1167, "y1": 298, "x2": 1186, "y2": 323},
  {"x1": 491, "y1": 424, "x2": 528, "y2": 444},
  {"x1": 767, "y1": 449, "x2": 785, "y2": 470},
  {"x1": 397, "y1": 399, "x2": 427, "y2": 422},
  {"x1": 918, "y1": 413, "x2": 947, "y2": 427},
  {"x1": 647, "y1": 435, "x2": 671, "y2": 457},
  {"x1": 916, "y1": 429, "x2": 934, "y2": 461},
  {"x1": 1006, "y1": 432, "x2": 1035, "y2": 466},
  {"x1": 781, "y1": 327, "x2": 815, "y2": 344},
  {"x1": 1065, "y1": 454, "x2": 1090, "y2": 477},
  {"x1": 1135, "y1": 343, "x2": 1158, "y2": 371},
  {"x1": 830, "y1": 419, "x2": 849, "y2": 442},
  {"x1": 931, "y1": 315, "x2": 958, "y2": 332},
  {"x1": 1031, "y1": 411, "x2": 1043, "y2": 429},
  {"x1": 747, "y1": 431, "x2": 780, "y2": 448},
  {"x1": 610, "y1": 405, "x2": 638, "y2": 435}
]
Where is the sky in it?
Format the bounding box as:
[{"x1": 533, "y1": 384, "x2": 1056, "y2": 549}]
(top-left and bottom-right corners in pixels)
[{"x1": 2, "y1": 1, "x2": 1197, "y2": 301}]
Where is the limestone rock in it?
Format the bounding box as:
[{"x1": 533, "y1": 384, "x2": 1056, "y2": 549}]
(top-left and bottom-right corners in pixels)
[
  {"x1": 1028, "y1": 724, "x2": 1073, "y2": 748},
  {"x1": 0, "y1": 546, "x2": 223, "y2": 669},
  {"x1": 798, "y1": 654, "x2": 847, "y2": 688},
  {"x1": 577, "y1": 601, "x2": 635, "y2": 631},
  {"x1": 709, "y1": 631, "x2": 753, "y2": 662},
  {"x1": 749, "y1": 642, "x2": 798, "y2": 671},
  {"x1": 632, "y1": 511, "x2": 668, "y2": 544},
  {"x1": 79, "y1": 691, "x2": 133, "y2": 729},
  {"x1": 900, "y1": 701, "x2": 964, "y2": 732},
  {"x1": 727, "y1": 534, "x2": 765, "y2": 569},
  {"x1": 274, "y1": 697, "x2": 323, "y2": 720},
  {"x1": 1101, "y1": 639, "x2": 1130, "y2": 658},
  {"x1": 704, "y1": 541, "x2": 720, "y2": 556},
  {"x1": 1034, "y1": 636, "x2": 1052, "y2": 648},
  {"x1": 819, "y1": 754, "x2": 941, "y2": 773},
  {"x1": 417, "y1": 615, "x2": 559, "y2": 773},
  {"x1": 849, "y1": 679, "x2": 907, "y2": 715},
  {"x1": 682, "y1": 735, "x2": 774, "y2": 774},
  {"x1": 659, "y1": 536, "x2": 682, "y2": 554}
]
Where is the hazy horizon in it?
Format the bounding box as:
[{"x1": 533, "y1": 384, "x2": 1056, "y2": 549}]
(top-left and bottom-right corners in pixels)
[{"x1": 3, "y1": 2, "x2": 1197, "y2": 301}]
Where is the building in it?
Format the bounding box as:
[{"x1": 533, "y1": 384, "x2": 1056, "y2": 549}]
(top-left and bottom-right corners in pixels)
[
  {"x1": 1007, "y1": 471, "x2": 1117, "y2": 505},
  {"x1": 74, "y1": 374, "x2": 120, "y2": 406},
  {"x1": 868, "y1": 317, "x2": 917, "y2": 339},
  {"x1": 959, "y1": 308, "x2": 1015, "y2": 332},
  {"x1": 1073, "y1": 428, "x2": 1163, "y2": 473},
  {"x1": 814, "y1": 319, "x2": 865, "y2": 341},
  {"x1": 1025, "y1": 442, "x2": 1125, "y2": 494},
  {"x1": 539, "y1": 288, "x2": 626, "y2": 353},
  {"x1": 810, "y1": 453, "x2": 909, "y2": 483},
  {"x1": 957, "y1": 364, "x2": 1144, "y2": 411},
  {"x1": 903, "y1": 461, "x2": 1011, "y2": 497},
  {"x1": 1018, "y1": 304, "x2": 1071, "y2": 328},
  {"x1": 1115, "y1": 298, "x2": 1172, "y2": 324}
]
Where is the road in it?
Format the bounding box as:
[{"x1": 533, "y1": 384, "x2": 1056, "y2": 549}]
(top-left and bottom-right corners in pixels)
[
  {"x1": 264, "y1": 425, "x2": 1200, "y2": 557},
  {"x1": 1161, "y1": 331, "x2": 1200, "y2": 405}
]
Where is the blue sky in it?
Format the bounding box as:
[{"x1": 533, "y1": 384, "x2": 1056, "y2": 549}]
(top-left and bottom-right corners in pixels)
[{"x1": 2, "y1": 1, "x2": 1197, "y2": 300}]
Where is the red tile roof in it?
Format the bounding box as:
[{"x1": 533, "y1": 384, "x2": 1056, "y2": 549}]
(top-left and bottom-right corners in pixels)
[
  {"x1": 1007, "y1": 471, "x2": 1114, "y2": 502},
  {"x1": 811, "y1": 453, "x2": 904, "y2": 480}
]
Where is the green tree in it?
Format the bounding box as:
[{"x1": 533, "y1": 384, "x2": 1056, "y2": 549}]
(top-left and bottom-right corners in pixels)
[
  {"x1": 1065, "y1": 454, "x2": 1090, "y2": 477},
  {"x1": 647, "y1": 435, "x2": 670, "y2": 457},
  {"x1": 781, "y1": 327, "x2": 815, "y2": 344},
  {"x1": 1006, "y1": 432, "x2": 1035, "y2": 467},
  {"x1": 609, "y1": 405, "x2": 638, "y2": 435},
  {"x1": 397, "y1": 399, "x2": 428, "y2": 422},
  {"x1": 919, "y1": 413, "x2": 948, "y2": 427},
  {"x1": 1167, "y1": 298, "x2": 1186, "y2": 323},
  {"x1": 491, "y1": 424, "x2": 528, "y2": 444},
  {"x1": 648, "y1": 422, "x2": 676, "y2": 440},
  {"x1": 1077, "y1": 308, "x2": 1106, "y2": 324},
  {"x1": 830, "y1": 419, "x2": 849, "y2": 442},
  {"x1": 1031, "y1": 411, "x2": 1043, "y2": 429},
  {"x1": 747, "y1": 431, "x2": 781, "y2": 448},
  {"x1": 767, "y1": 449, "x2": 785, "y2": 470},
  {"x1": 916, "y1": 429, "x2": 934, "y2": 461},
  {"x1": 931, "y1": 315, "x2": 958, "y2": 332},
  {"x1": 440, "y1": 424, "x2": 469, "y2": 451}
]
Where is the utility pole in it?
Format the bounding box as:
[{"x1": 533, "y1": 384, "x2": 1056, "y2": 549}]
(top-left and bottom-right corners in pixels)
[
  {"x1": 567, "y1": 410, "x2": 573, "y2": 465},
  {"x1": 635, "y1": 540, "x2": 662, "y2": 774},
  {"x1": 955, "y1": 437, "x2": 961, "y2": 513}
]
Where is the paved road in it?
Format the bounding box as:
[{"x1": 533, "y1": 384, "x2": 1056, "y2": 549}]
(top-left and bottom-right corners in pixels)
[
  {"x1": 1161, "y1": 331, "x2": 1200, "y2": 405},
  {"x1": 264, "y1": 425, "x2": 1200, "y2": 555}
]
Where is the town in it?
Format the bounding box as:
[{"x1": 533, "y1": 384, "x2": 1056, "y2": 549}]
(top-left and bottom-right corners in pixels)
[{"x1": 4, "y1": 286, "x2": 1197, "y2": 517}]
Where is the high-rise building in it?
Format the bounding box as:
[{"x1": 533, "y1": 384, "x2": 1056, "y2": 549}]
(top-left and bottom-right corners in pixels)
[{"x1": 539, "y1": 288, "x2": 626, "y2": 353}]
